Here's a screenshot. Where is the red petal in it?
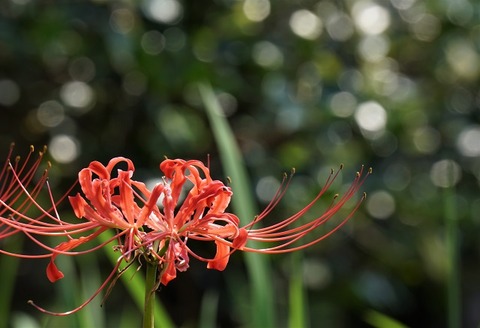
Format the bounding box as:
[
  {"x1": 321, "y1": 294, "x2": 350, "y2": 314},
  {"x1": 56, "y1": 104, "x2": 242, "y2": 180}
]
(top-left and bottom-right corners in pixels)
[
  {"x1": 45, "y1": 230, "x2": 106, "y2": 283},
  {"x1": 46, "y1": 261, "x2": 64, "y2": 282},
  {"x1": 68, "y1": 194, "x2": 87, "y2": 218},
  {"x1": 207, "y1": 241, "x2": 230, "y2": 271},
  {"x1": 160, "y1": 260, "x2": 177, "y2": 285},
  {"x1": 232, "y1": 228, "x2": 248, "y2": 249}
]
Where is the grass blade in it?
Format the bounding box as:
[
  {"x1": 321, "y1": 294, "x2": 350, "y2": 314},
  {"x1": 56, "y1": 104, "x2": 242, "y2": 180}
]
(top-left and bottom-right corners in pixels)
[
  {"x1": 364, "y1": 310, "x2": 409, "y2": 328},
  {"x1": 444, "y1": 163, "x2": 460, "y2": 328},
  {"x1": 0, "y1": 235, "x2": 23, "y2": 328},
  {"x1": 289, "y1": 252, "x2": 308, "y2": 328},
  {"x1": 198, "y1": 82, "x2": 275, "y2": 327}
]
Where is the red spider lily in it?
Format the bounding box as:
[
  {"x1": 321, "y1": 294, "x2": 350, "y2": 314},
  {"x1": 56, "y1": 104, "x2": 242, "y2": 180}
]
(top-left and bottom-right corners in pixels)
[
  {"x1": 141, "y1": 159, "x2": 370, "y2": 286},
  {"x1": 26, "y1": 156, "x2": 244, "y2": 315},
  {"x1": 47, "y1": 158, "x2": 244, "y2": 286},
  {"x1": 45, "y1": 157, "x2": 164, "y2": 281},
  {"x1": 24, "y1": 157, "x2": 169, "y2": 315},
  {"x1": 141, "y1": 159, "x2": 245, "y2": 285},
  {"x1": 5, "y1": 154, "x2": 369, "y2": 316}
]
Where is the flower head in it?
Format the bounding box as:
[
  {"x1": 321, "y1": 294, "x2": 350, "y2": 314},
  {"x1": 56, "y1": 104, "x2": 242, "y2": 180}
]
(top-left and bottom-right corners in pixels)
[
  {"x1": 28, "y1": 157, "x2": 245, "y2": 315},
  {"x1": 2, "y1": 153, "x2": 369, "y2": 315},
  {"x1": 142, "y1": 160, "x2": 370, "y2": 285},
  {"x1": 141, "y1": 159, "x2": 244, "y2": 284},
  {"x1": 47, "y1": 157, "x2": 158, "y2": 282}
]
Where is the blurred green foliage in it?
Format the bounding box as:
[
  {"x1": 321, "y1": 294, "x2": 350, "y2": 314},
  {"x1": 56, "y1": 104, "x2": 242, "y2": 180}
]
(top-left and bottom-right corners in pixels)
[{"x1": 1, "y1": 0, "x2": 480, "y2": 327}]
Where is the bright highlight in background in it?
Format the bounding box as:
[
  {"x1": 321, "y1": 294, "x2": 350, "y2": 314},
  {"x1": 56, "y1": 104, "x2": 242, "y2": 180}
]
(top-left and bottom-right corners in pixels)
[
  {"x1": 366, "y1": 190, "x2": 396, "y2": 219},
  {"x1": 289, "y1": 9, "x2": 322, "y2": 40},
  {"x1": 142, "y1": 0, "x2": 183, "y2": 24},
  {"x1": 457, "y1": 125, "x2": 480, "y2": 157},
  {"x1": 60, "y1": 81, "x2": 95, "y2": 111},
  {"x1": 354, "y1": 101, "x2": 387, "y2": 138},
  {"x1": 352, "y1": 1, "x2": 391, "y2": 35},
  {"x1": 252, "y1": 41, "x2": 284, "y2": 69},
  {"x1": 430, "y1": 159, "x2": 461, "y2": 188},
  {"x1": 243, "y1": 0, "x2": 270, "y2": 22},
  {"x1": 49, "y1": 135, "x2": 80, "y2": 164}
]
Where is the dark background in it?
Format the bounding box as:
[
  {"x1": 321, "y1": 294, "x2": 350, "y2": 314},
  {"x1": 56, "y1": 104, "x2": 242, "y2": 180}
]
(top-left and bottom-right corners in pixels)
[{"x1": 1, "y1": 0, "x2": 480, "y2": 327}]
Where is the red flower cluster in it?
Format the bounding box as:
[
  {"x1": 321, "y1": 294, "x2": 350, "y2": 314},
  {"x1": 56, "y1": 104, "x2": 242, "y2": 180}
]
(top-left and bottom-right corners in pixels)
[{"x1": 0, "y1": 146, "x2": 370, "y2": 315}]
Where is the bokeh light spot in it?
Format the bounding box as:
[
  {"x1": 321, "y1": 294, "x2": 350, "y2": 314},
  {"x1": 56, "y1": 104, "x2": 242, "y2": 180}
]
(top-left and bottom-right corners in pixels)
[
  {"x1": 142, "y1": 0, "x2": 183, "y2": 24},
  {"x1": 216, "y1": 92, "x2": 238, "y2": 117},
  {"x1": 60, "y1": 81, "x2": 95, "y2": 111},
  {"x1": 354, "y1": 101, "x2": 387, "y2": 137},
  {"x1": 457, "y1": 125, "x2": 480, "y2": 157},
  {"x1": 412, "y1": 126, "x2": 441, "y2": 154},
  {"x1": 289, "y1": 9, "x2": 323, "y2": 40},
  {"x1": 411, "y1": 13, "x2": 441, "y2": 42},
  {"x1": 352, "y1": 1, "x2": 391, "y2": 35},
  {"x1": 252, "y1": 41, "x2": 284, "y2": 69},
  {"x1": 330, "y1": 91, "x2": 357, "y2": 118},
  {"x1": 366, "y1": 190, "x2": 396, "y2": 219},
  {"x1": 326, "y1": 12, "x2": 354, "y2": 41},
  {"x1": 445, "y1": 39, "x2": 479, "y2": 80},
  {"x1": 358, "y1": 35, "x2": 390, "y2": 62},
  {"x1": 243, "y1": 0, "x2": 270, "y2": 22},
  {"x1": 255, "y1": 176, "x2": 281, "y2": 203},
  {"x1": 430, "y1": 159, "x2": 461, "y2": 188},
  {"x1": 36, "y1": 100, "x2": 65, "y2": 128},
  {"x1": 49, "y1": 135, "x2": 80, "y2": 164}
]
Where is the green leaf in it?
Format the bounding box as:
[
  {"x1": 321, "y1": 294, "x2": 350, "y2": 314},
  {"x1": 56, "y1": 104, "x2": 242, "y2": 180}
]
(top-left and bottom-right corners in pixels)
[
  {"x1": 199, "y1": 81, "x2": 275, "y2": 328},
  {"x1": 364, "y1": 310, "x2": 409, "y2": 328}
]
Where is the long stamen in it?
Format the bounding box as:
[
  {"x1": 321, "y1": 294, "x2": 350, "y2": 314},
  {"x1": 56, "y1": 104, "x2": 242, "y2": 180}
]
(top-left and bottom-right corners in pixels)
[
  {"x1": 240, "y1": 166, "x2": 371, "y2": 253},
  {"x1": 28, "y1": 257, "x2": 125, "y2": 316}
]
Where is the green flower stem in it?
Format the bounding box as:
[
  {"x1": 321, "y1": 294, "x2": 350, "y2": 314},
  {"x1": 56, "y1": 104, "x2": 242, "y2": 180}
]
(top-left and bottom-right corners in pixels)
[
  {"x1": 98, "y1": 231, "x2": 174, "y2": 328},
  {"x1": 143, "y1": 261, "x2": 158, "y2": 328}
]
